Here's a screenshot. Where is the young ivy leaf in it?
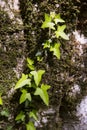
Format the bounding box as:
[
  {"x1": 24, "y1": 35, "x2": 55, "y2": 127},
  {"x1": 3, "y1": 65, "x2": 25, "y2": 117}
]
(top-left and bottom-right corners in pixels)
[
  {"x1": 43, "y1": 40, "x2": 51, "y2": 49},
  {"x1": 1, "y1": 109, "x2": 10, "y2": 117},
  {"x1": 27, "y1": 58, "x2": 35, "y2": 70},
  {"x1": 54, "y1": 14, "x2": 65, "y2": 24},
  {"x1": 35, "y1": 51, "x2": 43, "y2": 62},
  {"x1": 20, "y1": 89, "x2": 31, "y2": 104},
  {"x1": 55, "y1": 25, "x2": 69, "y2": 40},
  {"x1": 26, "y1": 122, "x2": 36, "y2": 130},
  {"x1": 0, "y1": 93, "x2": 3, "y2": 105},
  {"x1": 50, "y1": 43, "x2": 61, "y2": 59},
  {"x1": 34, "y1": 84, "x2": 51, "y2": 106},
  {"x1": 29, "y1": 110, "x2": 38, "y2": 121},
  {"x1": 30, "y1": 70, "x2": 45, "y2": 86},
  {"x1": 41, "y1": 13, "x2": 55, "y2": 30},
  {"x1": 15, "y1": 74, "x2": 31, "y2": 89},
  {"x1": 15, "y1": 111, "x2": 25, "y2": 121},
  {"x1": 50, "y1": 12, "x2": 56, "y2": 19}
]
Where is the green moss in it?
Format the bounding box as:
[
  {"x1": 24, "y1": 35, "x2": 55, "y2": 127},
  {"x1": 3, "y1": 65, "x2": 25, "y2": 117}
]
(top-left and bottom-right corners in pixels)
[{"x1": 0, "y1": 8, "x2": 25, "y2": 94}]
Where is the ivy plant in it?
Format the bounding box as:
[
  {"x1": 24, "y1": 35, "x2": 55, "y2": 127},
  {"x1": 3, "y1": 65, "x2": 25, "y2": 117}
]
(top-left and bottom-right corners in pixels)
[
  {"x1": 41, "y1": 12, "x2": 69, "y2": 59},
  {"x1": 14, "y1": 58, "x2": 51, "y2": 130},
  {"x1": 14, "y1": 12, "x2": 69, "y2": 130}
]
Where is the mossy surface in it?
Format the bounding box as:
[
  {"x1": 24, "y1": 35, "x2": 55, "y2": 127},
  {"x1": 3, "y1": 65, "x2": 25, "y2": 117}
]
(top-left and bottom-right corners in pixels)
[
  {"x1": 0, "y1": 5, "x2": 27, "y2": 129},
  {"x1": 0, "y1": 7, "x2": 25, "y2": 93}
]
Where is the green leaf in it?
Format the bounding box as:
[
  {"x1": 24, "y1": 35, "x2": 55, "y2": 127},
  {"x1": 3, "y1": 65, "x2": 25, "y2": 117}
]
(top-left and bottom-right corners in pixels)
[
  {"x1": 41, "y1": 13, "x2": 55, "y2": 30},
  {"x1": 50, "y1": 12, "x2": 56, "y2": 19},
  {"x1": 34, "y1": 84, "x2": 51, "y2": 106},
  {"x1": 0, "y1": 94, "x2": 3, "y2": 105},
  {"x1": 30, "y1": 70, "x2": 45, "y2": 86},
  {"x1": 27, "y1": 58, "x2": 34, "y2": 65},
  {"x1": 29, "y1": 110, "x2": 38, "y2": 121},
  {"x1": 15, "y1": 74, "x2": 31, "y2": 89},
  {"x1": 15, "y1": 111, "x2": 25, "y2": 121},
  {"x1": 41, "y1": 84, "x2": 51, "y2": 91},
  {"x1": 35, "y1": 51, "x2": 43, "y2": 62},
  {"x1": 45, "y1": 13, "x2": 52, "y2": 22},
  {"x1": 37, "y1": 56, "x2": 43, "y2": 62},
  {"x1": 54, "y1": 14, "x2": 65, "y2": 24},
  {"x1": 20, "y1": 89, "x2": 31, "y2": 104},
  {"x1": 27, "y1": 58, "x2": 35, "y2": 70},
  {"x1": 26, "y1": 122, "x2": 36, "y2": 130},
  {"x1": 43, "y1": 40, "x2": 51, "y2": 49},
  {"x1": 7, "y1": 126, "x2": 13, "y2": 130},
  {"x1": 1, "y1": 109, "x2": 10, "y2": 117},
  {"x1": 55, "y1": 25, "x2": 69, "y2": 40},
  {"x1": 50, "y1": 43, "x2": 61, "y2": 59}
]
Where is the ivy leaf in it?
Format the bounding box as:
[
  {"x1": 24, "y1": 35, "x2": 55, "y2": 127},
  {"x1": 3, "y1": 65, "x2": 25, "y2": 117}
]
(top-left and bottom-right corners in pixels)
[
  {"x1": 30, "y1": 70, "x2": 45, "y2": 86},
  {"x1": 27, "y1": 58, "x2": 35, "y2": 70},
  {"x1": 41, "y1": 84, "x2": 51, "y2": 91},
  {"x1": 0, "y1": 97, "x2": 3, "y2": 105},
  {"x1": 20, "y1": 89, "x2": 31, "y2": 104},
  {"x1": 7, "y1": 126, "x2": 13, "y2": 130},
  {"x1": 26, "y1": 122, "x2": 36, "y2": 130},
  {"x1": 15, "y1": 111, "x2": 25, "y2": 121},
  {"x1": 41, "y1": 13, "x2": 55, "y2": 30},
  {"x1": 0, "y1": 93, "x2": 3, "y2": 105},
  {"x1": 27, "y1": 58, "x2": 34, "y2": 65},
  {"x1": 34, "y1": 84, "x2": 51, "y2": 106},
  {"x1": 55, "y1": 25, "x2": 69, "y2": 40},
  {"x1": 1, "y1": 109, "x2": 10, "y2": 117},
  {"x1": 29, "y1": 110, "x2": 38, "y2": 121},
  {"x1": 35, "y1": 51, "x2": 43, "y2": 62},
  {"x1": 54, "y1": 14, "x2": 65, "y2": 24},
  {"x1": 43, "y1": 40, "x2": 51, "y2": 49},
  {"x1": 15, "y1": 74, "x2": 31, "y2": 89},
  {"x1": 36, "y1": 56, "x2": 43, "y2": 62},
  {"x1": 50, "y1": 43, "x2": 61, "y2": 59},
  {"x1": 50, "y1": 12, "x2": 56, "y2": 19}
]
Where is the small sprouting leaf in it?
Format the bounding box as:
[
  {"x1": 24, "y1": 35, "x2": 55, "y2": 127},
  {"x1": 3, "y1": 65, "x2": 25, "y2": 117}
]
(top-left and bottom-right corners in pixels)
[
  {"x1": 34, "y1": 84, "x2": 51, "y2": 106},
  {"x1": 0, "y1": 93, "x2": 3, "y2": 105},
  {"x1": 50, "y1": 43, "x2": 61, "y2": 59},
  {"x1": 54, "y1": 14, "x2": 65, "y2": 24},
  {"x1": 27, "y1": 58, "x2": 35, "y2": 70},
  {"x1": 43, "y1": 40, "x2": 51, "y2": 49},
  {"x1": 35, "y1": 51, "x2": 43, "y2": 62},
  {"x1": 30, "y1": 70, "x2": 45, "y2": 86},
  {"x1": 1, "y1": 109, "x2": 10, "y2": 117},
  {"x1": 0, "y1": 97, "x2": 3, "y2": 105},
  {"x1": 27, "y1": 58, "x2": 34, "y2": 65},
  {"x1": 15, "y1": 74, "x2": 31, "y2": 89},
  {"x1": 37, "y1": 56, "x2": 43, "y2": 62},
  {"x1": 41, "y1": 13, "x2": 55, "y2": 30},
  {"x1": 29, "y1": 110, "x2": 38, "y2": 121},
  {"x1": 20, "y1": 89, "x2": 31, "y2": 104},
  {"x1": 7, "y1": 126, "x2": 13, "y2": 130},
  {"x1": 55, "y1": 25, "x2": 69, "y2": 40},
  {"x1": 50, "y1": 12, "x2": 56, "y2": 19},
  {"x1": 15, "y1": 111, "x2": 25, "y2": 121},
  {"x1": 26, "y1": 122, "x2": 36, "y2": 130}
]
